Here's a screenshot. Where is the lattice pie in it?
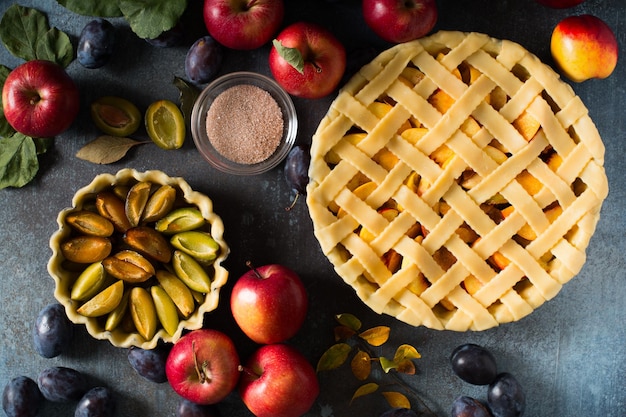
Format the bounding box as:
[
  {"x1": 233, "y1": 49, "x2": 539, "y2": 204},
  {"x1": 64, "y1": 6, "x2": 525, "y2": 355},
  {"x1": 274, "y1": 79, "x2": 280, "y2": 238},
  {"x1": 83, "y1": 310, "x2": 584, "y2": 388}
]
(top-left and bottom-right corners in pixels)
[{"x1": 306, "y1": 31, "x2": 608, "y2": 331}]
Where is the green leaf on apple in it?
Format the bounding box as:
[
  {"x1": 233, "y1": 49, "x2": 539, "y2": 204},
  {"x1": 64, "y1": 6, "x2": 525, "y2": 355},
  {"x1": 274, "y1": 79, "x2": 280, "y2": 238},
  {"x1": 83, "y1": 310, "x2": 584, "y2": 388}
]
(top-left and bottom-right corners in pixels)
[
  {"x1": 0, "y1": 133, "x2": 39, "y2": 189},
  {"x1": 119, "y1": 0, "x2": 187, "y2": 40},
  {"x1": 56, "y1": 0, "x2": 123, "y2": 17},
  {"x1": 272, "y1": 40, "x2": 305, "y2": 74},
  {"x1": 0, "y1": 5, "x2": 73, "y2": 68}
]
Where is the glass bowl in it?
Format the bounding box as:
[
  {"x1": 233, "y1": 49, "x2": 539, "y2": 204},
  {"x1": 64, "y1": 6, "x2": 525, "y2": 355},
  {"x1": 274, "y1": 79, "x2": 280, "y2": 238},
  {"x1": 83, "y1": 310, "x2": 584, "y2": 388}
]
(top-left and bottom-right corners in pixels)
[
  {"x1": 191, "y1": 72, "x2": 298, "y2": 175},
  {"x1": 47, "y1": 169, "x2": 230, "y2": 349}
]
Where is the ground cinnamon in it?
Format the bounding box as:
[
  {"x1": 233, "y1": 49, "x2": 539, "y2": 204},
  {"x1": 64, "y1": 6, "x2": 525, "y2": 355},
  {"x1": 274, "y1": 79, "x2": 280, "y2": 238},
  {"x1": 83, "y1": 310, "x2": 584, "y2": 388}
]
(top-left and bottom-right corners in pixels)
[{"x1": 206, "y1": 84, "x2": 284, "y2": 165}]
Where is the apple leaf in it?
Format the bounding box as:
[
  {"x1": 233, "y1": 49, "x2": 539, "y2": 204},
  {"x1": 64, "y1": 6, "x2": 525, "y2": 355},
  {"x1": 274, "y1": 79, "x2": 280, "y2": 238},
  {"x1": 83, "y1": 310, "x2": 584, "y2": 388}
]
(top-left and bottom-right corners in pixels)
[
  {"x1": 76, "y1": 136, "x2": 146, "y2": 164},
  {"x1": 36, "y1": 27, "x2": 73, "y2": 68},
  {"x1": 56, "y1": 0, "x2": 123, "y2": 17},
  {"x1": 334, "y1": 325, "x2": 357, "y2": 342},
  {"x1": 317, "y1": 343, "x2": 352, "y2": 372},
  {"x1": 119, "y1": 0, "x2": 187, "y2": 40},
  {"x1": 0, "y1": 5, "x2": 73, "y2": 67},
  {"x1": 0, "y1": 133, "x2": 39, "y2": 189},
  {"x1": 272, "y1": 40, "x2": 305, "y2": 74},
  {"x1": 0, "y1": 65, "x2": 15, "y2": 138}
]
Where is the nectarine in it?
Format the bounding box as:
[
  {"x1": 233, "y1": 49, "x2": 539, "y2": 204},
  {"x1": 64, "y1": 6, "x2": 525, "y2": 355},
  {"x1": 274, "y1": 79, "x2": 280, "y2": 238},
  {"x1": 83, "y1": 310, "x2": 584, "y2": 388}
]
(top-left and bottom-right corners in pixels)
[{"x1": 550, "y1": 14, "x2": 618, "y2": 83}]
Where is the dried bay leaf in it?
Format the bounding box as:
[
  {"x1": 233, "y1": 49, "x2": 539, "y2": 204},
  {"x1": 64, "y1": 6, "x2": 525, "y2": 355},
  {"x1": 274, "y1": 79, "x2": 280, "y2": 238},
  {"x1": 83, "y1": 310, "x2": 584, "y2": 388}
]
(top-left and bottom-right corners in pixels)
[
  {"x1": 359, "y1": 325, "x2": 390, "y2": 347},
  {"x1": 76, "y1": 136, "x2": 145, "y2": 164},
  {"x1": 382, "y1": 391, "x2": 411, "y2": 409},
  {"x1": 316, "y1": 342, "x2": 352, "y2": 372},
  {"x1": 173, "y1": 76, "x2": 200, "y2": 130}
]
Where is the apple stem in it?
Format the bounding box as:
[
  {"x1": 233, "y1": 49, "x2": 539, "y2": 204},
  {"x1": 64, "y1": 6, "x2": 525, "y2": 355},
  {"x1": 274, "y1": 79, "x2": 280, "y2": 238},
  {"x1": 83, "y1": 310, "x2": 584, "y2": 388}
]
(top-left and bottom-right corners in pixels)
[
  {"x1": 245, "y1": 260, "x2": 263, "y2": 279},
  {"x1": 192, "y1": 340, "x2": 211, "y2": 384},
  {"x1": 238, "y1": 365, "x2": 261, "y2": 380}
]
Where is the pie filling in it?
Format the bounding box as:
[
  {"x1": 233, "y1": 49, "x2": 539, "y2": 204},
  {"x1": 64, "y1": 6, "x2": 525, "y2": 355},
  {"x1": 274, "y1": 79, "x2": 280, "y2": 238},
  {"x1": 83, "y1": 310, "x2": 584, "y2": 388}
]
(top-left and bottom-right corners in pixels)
[{"x1": 307, "y1": 31, "x2": 608, "y2": 331}]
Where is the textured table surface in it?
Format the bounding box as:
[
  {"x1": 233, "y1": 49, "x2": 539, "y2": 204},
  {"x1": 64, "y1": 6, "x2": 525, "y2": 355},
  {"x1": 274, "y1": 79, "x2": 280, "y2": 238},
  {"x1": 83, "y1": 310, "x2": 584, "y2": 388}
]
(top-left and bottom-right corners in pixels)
[{"x1": 0, "y1": 1, "x2": 624, "y2": 416}]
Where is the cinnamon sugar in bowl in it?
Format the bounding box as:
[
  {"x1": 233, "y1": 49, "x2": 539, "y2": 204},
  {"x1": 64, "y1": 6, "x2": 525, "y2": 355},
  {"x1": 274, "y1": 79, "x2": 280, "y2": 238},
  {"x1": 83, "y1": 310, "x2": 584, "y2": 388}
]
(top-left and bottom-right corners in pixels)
[{"x1": 191, "y1": 72, "x2": 298, "y2": 175}]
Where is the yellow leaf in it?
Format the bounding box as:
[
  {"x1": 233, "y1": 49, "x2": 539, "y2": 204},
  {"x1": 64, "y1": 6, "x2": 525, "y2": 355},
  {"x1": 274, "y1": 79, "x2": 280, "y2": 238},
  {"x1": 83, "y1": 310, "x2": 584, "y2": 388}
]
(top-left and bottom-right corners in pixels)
[
  {"x1": 351, "y1": 382, "x2": 379, "y2": 404},
  {"x1": 359, "y1": 326, "x2": 390, "y2": 346},
  {"x1": 317, "y1": 343, "x2": 352, "y2": 372},
  {"x1": 394, "y1": 344, "x2": 421, "y2": 362},
  {"x1": 351, "y1": 350, "x2": 371, "y2": 380},
  {"x1": 382, "y1": 391, "x2": 411, "y2": 409},
  {"x1": 397, "y1": 359, "x2": 416, "y2": 375}
]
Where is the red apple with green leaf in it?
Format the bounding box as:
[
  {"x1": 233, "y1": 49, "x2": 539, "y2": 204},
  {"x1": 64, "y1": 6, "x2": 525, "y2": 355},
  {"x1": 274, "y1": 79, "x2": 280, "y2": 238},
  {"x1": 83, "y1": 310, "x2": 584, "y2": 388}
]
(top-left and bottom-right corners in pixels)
[
  {"x1": 269, "y1": 22, "x2": 346, "y2": 99},
  {"x1": 535, "y1": 0, "x2": 585, "y2": 8},
  {"x1": 551, "y1": 14, "x2": 618, "y2": 82},
  {"x1": 2, "y1": 59, "x2": 79, "y2": 138},
  {"x1": 362, "y1": 0, "x2": 438, "y2": 44},
  {"x1": 203, "y1": 0, "x2": 284, "y2": 50},
  {"x1": 231, "y1": 263, "x2": 308, "y2": 344},
  {"x1": 239, "y1": 344, "x2": 319, "y2": 417},
  {"x1": 165, "y1": 329, "x2": 240, "y2": 405}
]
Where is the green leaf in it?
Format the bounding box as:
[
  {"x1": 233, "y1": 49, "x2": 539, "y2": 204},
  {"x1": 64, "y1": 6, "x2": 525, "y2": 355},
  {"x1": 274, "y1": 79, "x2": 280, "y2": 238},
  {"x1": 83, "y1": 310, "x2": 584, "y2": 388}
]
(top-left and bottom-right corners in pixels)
[
  {"x1": 0, "y1": 65, "x2": 15, "y2": 138},
  {"x1": 0, "y1": 5, "x2": 73, "y2": 67},
  {"x1": 380, "y1": 356, "x2": 397, "y2": 373},
  {"x1": 56, "y1": 0, "x2": 123, "y2": 17},
  {"x1": 272, "y1": 39, "x2": 304, "y2": 74},
  {"x1": 317, "y1": 343, "x2": 352, "y2": 372},
  {"x1": 119, "y1": 0, "x2": 187, "y2": 39},
  {"x1": 0, "y1": 5, "x2": 49, "y2": 62},
  {"x1": 33, "y1": 138, "x2": 54, "y2": 155},
  {"x1": 335, "y1": 313, "x2": 362, "y2": 331},
  {"x1": 0, "y1": 133, "x2": 39, "y2": 189},
  {"x1": 36, "y1": 27, "x2": 73, "y2": 68},
  {"x1": 173, "y1": 76, "x2": 200, "y2": 130}
]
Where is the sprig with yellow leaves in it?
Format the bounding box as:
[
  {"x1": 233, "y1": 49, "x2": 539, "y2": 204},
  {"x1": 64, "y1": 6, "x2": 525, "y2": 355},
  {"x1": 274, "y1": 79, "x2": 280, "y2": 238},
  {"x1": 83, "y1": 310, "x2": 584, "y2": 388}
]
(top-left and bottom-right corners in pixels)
[{"x1": 317, "y1": 313, "x2": 436, "y2": 416}]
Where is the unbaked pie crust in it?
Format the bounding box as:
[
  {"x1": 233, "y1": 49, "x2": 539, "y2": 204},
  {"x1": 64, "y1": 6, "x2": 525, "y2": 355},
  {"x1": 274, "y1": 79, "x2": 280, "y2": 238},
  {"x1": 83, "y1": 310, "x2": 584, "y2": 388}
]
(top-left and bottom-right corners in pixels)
[{"x1": 307, "y1": 31, "x2": 608, "y2": 331}]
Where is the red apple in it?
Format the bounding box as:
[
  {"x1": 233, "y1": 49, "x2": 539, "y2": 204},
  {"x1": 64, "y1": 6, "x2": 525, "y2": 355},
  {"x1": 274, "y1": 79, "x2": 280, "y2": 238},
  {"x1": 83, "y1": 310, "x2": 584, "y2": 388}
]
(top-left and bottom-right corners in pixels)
[
  {"x1": 203, "y1": 0, "x2": 284, "y2": 50},
  {"x1": 2, "y1": 60, "x2": 79, "y2": 138},
  {"x1": 165, "y1": 329, "x2": 240, "y2": 405},
  {"x1": 362, "y1": 0, "x2": 438, "y2": 44},
  {"x1": 269, "y1": 22, "x2": 346, "y2": 99},
  {"x1": 535, "y1": 0, "x2": 585, "y2": 8},
  {"x1": 239, "y1": 344, "x2": 319, "y2": 417},
  {"x1": 551, "y1": 14, "x2": 618, "y2": 82},
  {"x1": 231, "y1": 263, "x2": 308, "y2": 344}
]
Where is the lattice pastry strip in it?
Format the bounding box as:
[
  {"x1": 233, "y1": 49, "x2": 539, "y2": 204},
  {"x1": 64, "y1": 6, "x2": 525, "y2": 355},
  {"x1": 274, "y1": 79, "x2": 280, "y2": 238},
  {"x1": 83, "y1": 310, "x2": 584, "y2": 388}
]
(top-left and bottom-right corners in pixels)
[{"x1": 307, "y1": 31, "x2": 608, "y2": 331}]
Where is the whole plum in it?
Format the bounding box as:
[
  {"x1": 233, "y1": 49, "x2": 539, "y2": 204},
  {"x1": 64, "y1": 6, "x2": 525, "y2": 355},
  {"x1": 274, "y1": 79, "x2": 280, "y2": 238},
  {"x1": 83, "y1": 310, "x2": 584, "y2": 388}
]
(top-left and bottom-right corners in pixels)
[
  {"x1": 127, "y1": 345, "x2": 170, "y2": 383},
  {"x1": 487, "y1": 373, "x2": 525, "y2": 417},
  {"x1": 37, "y1": 366, "x2": 88, "y2": 403},
  {"x1": 2, "y1": 376, "x2": 43, "y2": 417},
  {"x1": 450, "y1": 396, "x2": 493, "y2": 417},
  {"x1": 78, "y1": 18, "x2": 116, "y2": 69},
  {"x1": 177, "y1": 398, "x2": 221, "y2": 417},
  {"x1": 450, "y1": 344, "x2": 498, "y2": 385},
  {"x1": 75, "y1": 387, "x2": 116, "y2": 417},
  {"x1": 32, "y1": 303, "x2": 74, "y2": 358},
  {"x1": 185, "y1": 36, "x2": 223, "y2": 84}
]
